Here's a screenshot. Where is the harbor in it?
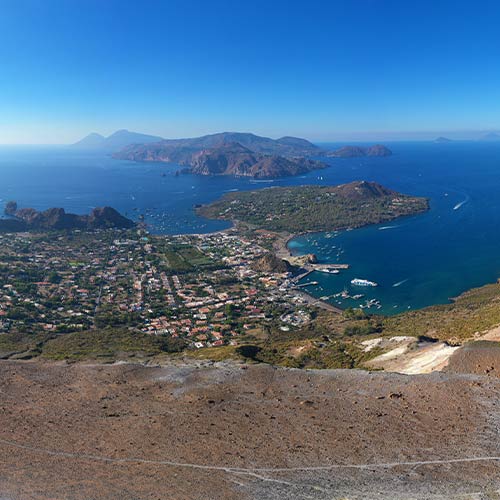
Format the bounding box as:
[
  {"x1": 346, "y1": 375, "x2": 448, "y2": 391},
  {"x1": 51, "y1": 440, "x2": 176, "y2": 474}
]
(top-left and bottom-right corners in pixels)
[
  {"x1": 292, "y1": 263, "x2": 350, "y2": 282},
  {"x1": 275, "y1": 230, "x2": 376, "y2": 310},
  {"x1": 290, "y1": 261, "x2": 386, "y2": 313}
]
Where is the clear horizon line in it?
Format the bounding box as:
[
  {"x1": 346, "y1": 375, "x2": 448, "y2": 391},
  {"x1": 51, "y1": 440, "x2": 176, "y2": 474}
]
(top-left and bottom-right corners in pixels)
[{"x1": 2, "y1": 128, "x2": 500, "y2": 147}]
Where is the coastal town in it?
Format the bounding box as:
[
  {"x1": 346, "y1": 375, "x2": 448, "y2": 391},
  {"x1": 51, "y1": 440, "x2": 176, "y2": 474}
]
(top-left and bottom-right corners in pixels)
[{"x1": 0, "y1": 227, "x2": 316, "y2": 348}]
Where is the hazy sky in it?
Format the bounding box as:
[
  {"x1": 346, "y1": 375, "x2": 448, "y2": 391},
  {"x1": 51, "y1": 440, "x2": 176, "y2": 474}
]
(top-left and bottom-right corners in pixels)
[{"x1": 1, "y1": 0, "x2": 500, "y2": 143}]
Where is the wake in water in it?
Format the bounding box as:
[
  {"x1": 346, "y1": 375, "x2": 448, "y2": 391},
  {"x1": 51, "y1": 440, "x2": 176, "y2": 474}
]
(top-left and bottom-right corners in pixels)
[
  {"x1": 392, "y1": 279, "x2": 409, "y2": 287},
  {"x1": 453, "y1": 194, "x2": 470, "y2": 210},
  {"x1": 379, "y1": 225, "x2": 399, "y2": 230}
]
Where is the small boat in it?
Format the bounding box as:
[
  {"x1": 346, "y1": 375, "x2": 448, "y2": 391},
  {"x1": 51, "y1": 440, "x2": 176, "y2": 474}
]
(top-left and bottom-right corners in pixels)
[
  {"x1": 363, "y1": 298, "x2": 382, "y2": 309},
  {"x1": 351, "y1": 278, "x2": 378, "y2": 287}
]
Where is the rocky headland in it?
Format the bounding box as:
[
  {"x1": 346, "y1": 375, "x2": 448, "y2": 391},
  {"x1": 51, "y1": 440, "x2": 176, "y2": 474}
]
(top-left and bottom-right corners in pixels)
[{"x1": 1, "y1": 203, "x2": 135, "y2": 232}]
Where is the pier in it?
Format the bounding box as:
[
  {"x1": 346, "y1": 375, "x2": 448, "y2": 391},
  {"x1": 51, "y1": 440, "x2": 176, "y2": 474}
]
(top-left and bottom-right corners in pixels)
[
  {"x1": 296, "y1": 281, "x2": 319, "y2": 288},
  {"x1": 294, "y1": 290, "x2": 343, "y2": 314},
  {"x1": 293, "y1": 263, "x2": 350, "y2": 282},
  {"x1": 315, "y1": 264, "x2": 350, "y2": 270}
]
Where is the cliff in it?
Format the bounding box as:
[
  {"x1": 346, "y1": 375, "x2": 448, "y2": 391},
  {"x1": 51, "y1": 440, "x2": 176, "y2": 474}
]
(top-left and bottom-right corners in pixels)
[
  {"x1": 1, "y1": 204, "x2": 135, "y2": 232},
  {"x1": 114, "y1": 131, "x2": 321, "y2": 163},
  {"x1": 250, "y1": 253, "x2": 294, "y2": 273},
  {"x1": 113, "y1": 132, "x2": 325, "y2": 178},
  {"x1": 112, "y1": 131, "x2": 393, "y2": 178},
  {"x1": 188, "y1": 142, "x2": 325, "y2": 178}
]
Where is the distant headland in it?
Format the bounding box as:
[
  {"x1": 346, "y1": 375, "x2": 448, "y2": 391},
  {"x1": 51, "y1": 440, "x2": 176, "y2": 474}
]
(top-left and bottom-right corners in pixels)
[
  {"x1": 68, "y1": 129, "x2": 394, "y2": 179},
  {"x1": 197, "y1": 180, "x2": 428, "y2": 233},
  {"x1": 112, "y1": 131, "x2": 327, "y2": 179},
  {"x1": 325, "y1": 144, "x2": 393, "y2": 158},
  {"x1": 1, "y1": 202, "x2": 135, "y2": 232},
  {"x1": 434, "y1": 136, "x2": 453, "y2": 143},
  {"x1": 72, "y1": 129, "x2": 163, "y2": 151},
  {"x1": 479, "y1": 132, "x2": 500, "y2": 142}
]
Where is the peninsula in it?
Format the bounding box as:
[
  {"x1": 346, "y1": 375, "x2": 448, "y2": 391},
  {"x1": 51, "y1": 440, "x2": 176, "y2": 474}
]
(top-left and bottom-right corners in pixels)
[
  {"x1": 1, "y1": 202, "x2": 135, "y2": 232},
  {"x1": 197, "y1": 180, "x2": 429, "y2": 232}
]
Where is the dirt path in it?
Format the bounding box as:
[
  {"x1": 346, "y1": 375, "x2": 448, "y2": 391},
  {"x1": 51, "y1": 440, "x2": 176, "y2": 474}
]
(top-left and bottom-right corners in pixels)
[
  {"x1": 4, "y1": 434, "x2": 500, "y2": 472},
  {"x1": 1, "y1": 360, "x2": 500, "y2": 499}
]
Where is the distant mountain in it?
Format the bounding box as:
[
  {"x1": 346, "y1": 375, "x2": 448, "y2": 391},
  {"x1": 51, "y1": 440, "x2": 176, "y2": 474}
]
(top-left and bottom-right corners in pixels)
[
  {"x1": 113, "y1": 131, "x2": 325, "y2": 179},
  {"x1": 326, "y1": 144, "x2": 393, "y2": 158},
  {"x1": 1, "y1": 203, "x2": 135, "y2": 232},
  {"x1": 74, "y1": 132, "x2": 106, "y2": 149},
  {"x1": 334, "y1": 180, "x2": 398, "y2": 200},
  {"x1": 479, "y1": 132, "x2": 500, "y2": 142},
  {"x1": 275, "y1": 136, "x2": 319, "y2": 149},
  {"x1": 188, "y1": 142, "x2": 326, "y2": 179},
  {"x1": 435, "y1": 137, "x2": 452, "y2": 143},
  {"x1": 72, "y1": 129, "x2": 163, "y2": 150},
  {"x1": 114, "y1": 131, "x2": 322, "y2": 165}
]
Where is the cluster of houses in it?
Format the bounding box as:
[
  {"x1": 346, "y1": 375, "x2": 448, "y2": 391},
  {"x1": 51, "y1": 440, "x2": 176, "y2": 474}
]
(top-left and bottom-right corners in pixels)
[{"x1": 0, "y1": 229, "x2": 313, "y2": 348}]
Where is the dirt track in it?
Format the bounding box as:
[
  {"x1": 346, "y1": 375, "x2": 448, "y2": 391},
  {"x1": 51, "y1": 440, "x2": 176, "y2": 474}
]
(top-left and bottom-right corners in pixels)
[{"x1": 1, "y1": 359, "x2": 500, "y2": 499}]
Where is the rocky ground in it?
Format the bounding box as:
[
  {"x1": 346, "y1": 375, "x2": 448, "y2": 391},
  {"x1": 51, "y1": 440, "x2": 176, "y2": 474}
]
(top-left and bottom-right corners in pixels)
[{"x1": 2, "y1": 359, "x2": 500, "y2": 499}]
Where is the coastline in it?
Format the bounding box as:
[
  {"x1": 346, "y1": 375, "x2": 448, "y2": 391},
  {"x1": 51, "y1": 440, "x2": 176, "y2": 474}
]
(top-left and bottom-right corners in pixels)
[
  {"x1": 134, "y1": 220, "x2": 500, "y2": 323},
  {"x1": 268, "y1": 229, "x2": 346, "y2": 314}
]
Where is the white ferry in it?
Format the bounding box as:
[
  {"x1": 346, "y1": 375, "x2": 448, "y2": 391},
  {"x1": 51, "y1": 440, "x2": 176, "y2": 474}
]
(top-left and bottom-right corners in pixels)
[
  {"x1": 351, "y1": 278, "x2": 378, "y2": 287},
  {"x1": 316, "y1": 267, "x2": 340, "y2": 274}
]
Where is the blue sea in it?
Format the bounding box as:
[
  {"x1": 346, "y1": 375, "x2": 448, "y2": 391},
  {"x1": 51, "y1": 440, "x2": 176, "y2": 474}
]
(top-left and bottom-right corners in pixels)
[{"x1": 1, "y1": 142, "x2": 500, "y2": 314}]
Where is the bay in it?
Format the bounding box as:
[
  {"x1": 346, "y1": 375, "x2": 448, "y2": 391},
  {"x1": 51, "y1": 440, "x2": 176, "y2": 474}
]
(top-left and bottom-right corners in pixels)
[{"x1": 1, "y1": 141, "x2": 500, "y2": 314}]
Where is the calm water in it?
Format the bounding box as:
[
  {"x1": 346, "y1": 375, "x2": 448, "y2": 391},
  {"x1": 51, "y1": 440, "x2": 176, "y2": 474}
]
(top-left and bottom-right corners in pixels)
[{"x1": 1, "y1": 142, "x2": 500, "y2": 314}]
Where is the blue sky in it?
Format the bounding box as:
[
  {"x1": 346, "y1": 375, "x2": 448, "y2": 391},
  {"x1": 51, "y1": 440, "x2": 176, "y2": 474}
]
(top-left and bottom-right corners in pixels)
[{"x1": 1, "y1": 0, "x2": 500, "y2": 143}]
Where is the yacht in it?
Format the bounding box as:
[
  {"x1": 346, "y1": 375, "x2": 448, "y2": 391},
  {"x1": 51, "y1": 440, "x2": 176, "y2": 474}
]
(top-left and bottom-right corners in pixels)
[
  {"x1": 351, "y1": 278, "x2": 378, "y2": 287},
  {"x1": 316, "y1": 267, "x2": 340, "y2": 274}
]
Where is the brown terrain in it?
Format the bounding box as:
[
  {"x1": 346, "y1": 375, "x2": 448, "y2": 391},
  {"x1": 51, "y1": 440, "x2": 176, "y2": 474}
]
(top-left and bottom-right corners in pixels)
[
  {"x1": 189, "y1": 142, "x2": 325, "y2": 179},
  {"x1": 447, "y1": 341, "x2": 500, "y2": 377},
  {"x1": 113, "y1": 131, "x2": 322, "y2": 165},
  {"x1": 2, "y1": 358, "x2": 500, "y2": 499},
  {"x1": 0, "y1": 205, "x2": 135, "y2": 233}
]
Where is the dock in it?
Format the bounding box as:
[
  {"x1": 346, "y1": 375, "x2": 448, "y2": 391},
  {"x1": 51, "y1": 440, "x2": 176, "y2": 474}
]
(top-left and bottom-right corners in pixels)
[
  {"x1": 293, "y1": 263, "x2": 349, "y2": 283},
  {"x1": 294, "y1": 270, "x2": 314, "y2": 281},
  {"x1": 294, "y1": 290, "x2": 343, "y2": 314},
  {"x1": 296, "y1": 281, "x2": 319, "y2": 288},
  {"x1": 314, "y1": 264, "x2": 349, "y2": 270}
]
